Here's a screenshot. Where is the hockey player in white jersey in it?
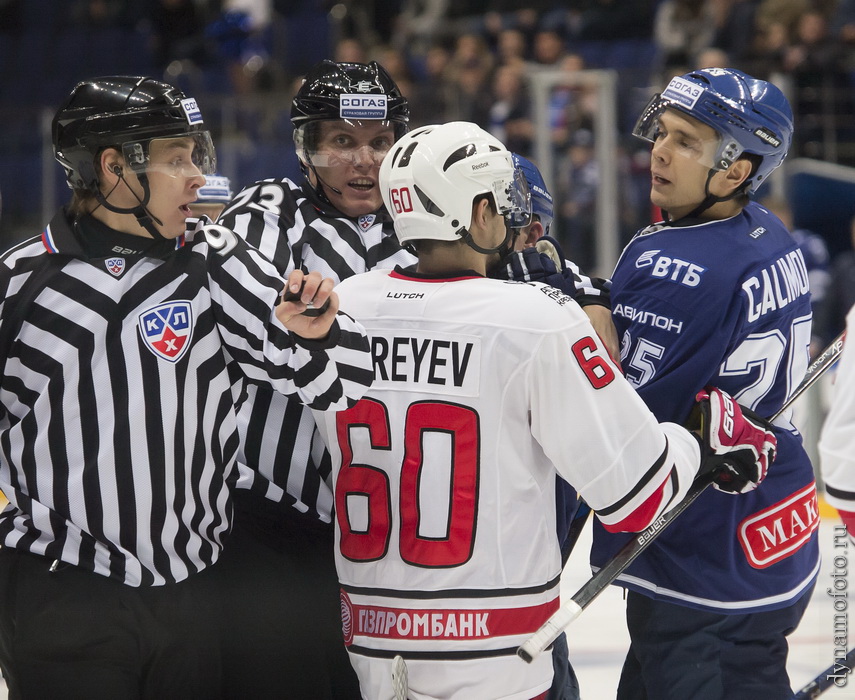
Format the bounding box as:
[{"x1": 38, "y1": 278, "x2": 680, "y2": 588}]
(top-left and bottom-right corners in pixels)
[{"x1": 312, "y1": 121, "x2": 777, "y2": 700}]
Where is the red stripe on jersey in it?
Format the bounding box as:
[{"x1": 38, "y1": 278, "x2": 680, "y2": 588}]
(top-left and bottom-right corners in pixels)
[
  {"x1": 349, "y1": 597, "x2": 560, "y2": 641},
  {"x1": 601, "y1": 474, "x2": 668, "y2": 533},
  {"x1": 389, "y1": 270, "x2": 481, "y2": 283}
]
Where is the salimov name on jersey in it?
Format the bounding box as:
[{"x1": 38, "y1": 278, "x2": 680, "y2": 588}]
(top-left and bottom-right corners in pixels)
[{"x1": 742, "y1": 249, "x2": 810, "y2": 322}]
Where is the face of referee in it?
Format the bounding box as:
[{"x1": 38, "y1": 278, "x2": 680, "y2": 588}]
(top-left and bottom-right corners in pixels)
[{"x1": 100, "y1": 137, "x2": 207, "y2": 239}]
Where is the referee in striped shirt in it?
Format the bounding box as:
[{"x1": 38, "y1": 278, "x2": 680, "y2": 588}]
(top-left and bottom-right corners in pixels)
[
  {"x1": 213, "y1": 60, "x2": 615, "y2": 698},
  {"x1": 0, "y1": 75, "x2": 372, "y2": 699}
]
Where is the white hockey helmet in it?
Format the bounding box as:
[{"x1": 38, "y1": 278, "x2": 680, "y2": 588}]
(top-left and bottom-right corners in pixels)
[{"x1": 379, "y1": 121, "x2": 531, "y2": 245}]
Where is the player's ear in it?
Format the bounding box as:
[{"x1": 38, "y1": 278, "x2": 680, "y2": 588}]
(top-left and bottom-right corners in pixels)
[
  {"x1": 714, "y1": 158, "x2": 752, "y2": 198},
  {"x1": 471, "y1": 196, "x2": 491, "y2": 230},
  {"x1": 100, "y1": 148, "x2": 124, "y2": 185}
]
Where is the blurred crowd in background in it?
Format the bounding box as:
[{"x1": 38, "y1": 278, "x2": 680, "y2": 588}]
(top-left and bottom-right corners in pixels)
[{"x1": 2, "y1": 0, "x2": 855, "y2": 344}]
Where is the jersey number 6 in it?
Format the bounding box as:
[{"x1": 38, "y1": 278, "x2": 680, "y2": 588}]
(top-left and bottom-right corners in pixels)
[{"x1": 334, "y1": 398, "x2": 479, "y2": 568}]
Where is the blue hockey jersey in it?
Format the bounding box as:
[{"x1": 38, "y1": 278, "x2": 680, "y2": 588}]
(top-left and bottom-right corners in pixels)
[{"x1": 590, "y1": 201, "x2": 820, "y2": 613}]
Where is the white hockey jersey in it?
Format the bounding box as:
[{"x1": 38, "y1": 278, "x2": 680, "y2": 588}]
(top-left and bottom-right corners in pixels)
[
  {"x1": 313, "y1": 266, "x2": 702, "y2": 700},
  {"x1": 819, "y1": 303, "x2": 855, "y2": 512}
]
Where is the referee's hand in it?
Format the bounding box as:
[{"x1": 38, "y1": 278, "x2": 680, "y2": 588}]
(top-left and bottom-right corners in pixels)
[{"x1": 276, "y1": 270, "x2": 340, "y2": 340}]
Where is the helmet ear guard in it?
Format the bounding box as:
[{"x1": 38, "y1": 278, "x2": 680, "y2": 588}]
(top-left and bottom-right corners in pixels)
[{"x1": 632, "y1": 68, "x2": 793, "y2": 193}]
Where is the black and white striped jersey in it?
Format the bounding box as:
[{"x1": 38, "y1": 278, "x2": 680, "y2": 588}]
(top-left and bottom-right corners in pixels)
[
  {"x1": 0, "y1": 209, "x2": 372, "y2": 586},
  {"x1": 219, "y1": 178, "x2": 609, "y2": 522},
  {"x1": 219, "y1": 178, "x2": 416, "y2": 521}
]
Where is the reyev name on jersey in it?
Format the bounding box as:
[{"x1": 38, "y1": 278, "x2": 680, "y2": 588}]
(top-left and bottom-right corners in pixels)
[{"x1": 591, "y1": 200, "x2": 820, "y2": 613}]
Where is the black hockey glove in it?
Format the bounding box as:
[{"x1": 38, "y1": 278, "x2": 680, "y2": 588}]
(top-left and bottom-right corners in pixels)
[
  {"x1": 695, "y1": 387, "x2": 777, "y2": 494},
  {"x1": 492, "y1": 236, "x2": 578, "y2": 298}
]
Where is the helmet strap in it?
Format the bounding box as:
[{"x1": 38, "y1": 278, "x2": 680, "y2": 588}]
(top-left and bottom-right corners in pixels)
[
  {"x1": 302, "y1": 158, "x2": 343, "y2": 208},
  {"x1": 669, "y1": 169, "x2": 731, "y2": 222},
  {"x1": 459, "y1": 219, "x2": 516, "y2": 260},
  {"x1": 93, "y1": 171, "x2": 166, "y2": 240}
]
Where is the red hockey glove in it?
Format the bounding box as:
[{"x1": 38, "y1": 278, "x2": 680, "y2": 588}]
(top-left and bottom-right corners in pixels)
[{"x1": 695, "y1": 387, "x2": 777, "y2": 494}]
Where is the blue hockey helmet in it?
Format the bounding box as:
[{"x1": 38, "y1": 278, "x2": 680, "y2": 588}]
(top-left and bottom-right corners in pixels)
[
  {"x1": 633, "y1": 68, "x2": 793, "y2": 193},
  {"x1": 512, "y1": 153, "x2": 553, "y2": 234}
]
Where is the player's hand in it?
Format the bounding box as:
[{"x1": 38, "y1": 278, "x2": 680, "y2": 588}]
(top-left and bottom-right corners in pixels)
[
  {"x1": 695, "y1": 387, "x2": 777, "y2": 494},
  {"x1": 493, "y1": 239, "x2": 578, "y2": 298},
  {"x1": 276, "y1": 270, "x2": 339, "y2": 340}
]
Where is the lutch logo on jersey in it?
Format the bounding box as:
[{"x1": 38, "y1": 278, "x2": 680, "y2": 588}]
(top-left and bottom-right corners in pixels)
[
  {"x1": 105, "y1": 257, "x2": 125, "y2": 277},
  {"x1": 138, "y1": 301, "x2": 194, "y2": 362}
]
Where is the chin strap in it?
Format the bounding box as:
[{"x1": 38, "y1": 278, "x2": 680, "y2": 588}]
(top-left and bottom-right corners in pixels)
[
  {"x1": 95, "y1": 171, "x2": 166, "y2": 240},
  {"x1": 301, "y1": 159, "x2": 343, "y2": 209},
  {"x1": 459, "y1": 219, "x2": 516, "y2": 262},
  {"x1": 667, "y1": 169, "x2": 747, "y2": 223}
]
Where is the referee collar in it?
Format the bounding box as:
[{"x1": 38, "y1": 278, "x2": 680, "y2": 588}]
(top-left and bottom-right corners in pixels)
[
  {"x1": 301, "y1": 179, "x2": 393, "y2": 226},
  {"x1": 43, "y1": 208, "x2": 182, "y2": 260}
]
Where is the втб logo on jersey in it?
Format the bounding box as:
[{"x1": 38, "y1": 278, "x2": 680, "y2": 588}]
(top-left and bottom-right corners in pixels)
[
  {"x1": 138, "y1": 301, "x2": 194, "y2": 362},
  {"x1": 636, "y1": 250, "x2": 705, "y2": 287}
]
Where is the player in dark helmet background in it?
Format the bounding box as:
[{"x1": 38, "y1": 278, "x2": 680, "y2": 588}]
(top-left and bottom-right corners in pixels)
[
  {"x1": 0, "y1": 75, "x2": 372, "y2": 699},
  {"x1": 591, "y1": 68, "x2": 819, "y2": 700}
]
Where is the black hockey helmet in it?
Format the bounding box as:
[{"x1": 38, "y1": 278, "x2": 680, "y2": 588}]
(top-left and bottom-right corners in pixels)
[
  {"x1": 53, "y1": 75, "x2": 216, "y2": 193},
  {"x1": 290, "y1": 60, "x2": 409, "y2": 162}
]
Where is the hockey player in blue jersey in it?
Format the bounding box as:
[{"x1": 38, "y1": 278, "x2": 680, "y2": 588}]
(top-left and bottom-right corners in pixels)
[{"x1": 590, "y1": 68, "x2": 819, "y2": 700}]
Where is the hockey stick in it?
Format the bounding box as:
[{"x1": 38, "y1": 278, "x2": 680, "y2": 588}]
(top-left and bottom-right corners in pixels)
[
  {"x1": 792, "y1": 645, "x2": 855, "y2": 698},
  {"x1": 518, "y1": 330, "x2": 846, "y2": 664}
]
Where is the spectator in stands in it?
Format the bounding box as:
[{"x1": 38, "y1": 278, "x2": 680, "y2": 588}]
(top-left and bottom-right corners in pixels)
[
  {"x1": 487, "y1": 62, "x2": 533, "y2": 154},
  {"x1": 547, "y1": 53, "x2": 597, "y2": 150},
  {"x1": 557, "y1": 128, "x2": 600, "y2": 270},
  {"x1": 710, "y1": 0, "x2": 761, "y2": 67},
  {"x1": 146, "y1": 0, "x2": 209, "y2": 74},
  {"x1": 530, "y1": 27, "x2": 567, "y2": 70},
  {"x1": 814, "y1": 214, "x2": 855, "y2": 350},
  {"x1": 780, "y1": 9, "x2": 855, "y2": 160},
  {"x1": 333, "y1": 37, "x2": 368, "y2": 63},
  {"x1": 831, "y1": 0, "x2": 855, "y2": 44},
  {"x1": 654, "y1": 0, "x2": 717, "y2": 80},
  {"x1": 445, "y1": 31, "x2": 494, "y2": 124},
  {"x1": 407, "y1": 42, "x2": 455, "y2": 126},
  {"x1": 495, "y1": 27, "x2": 529, "y2": 67}
]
